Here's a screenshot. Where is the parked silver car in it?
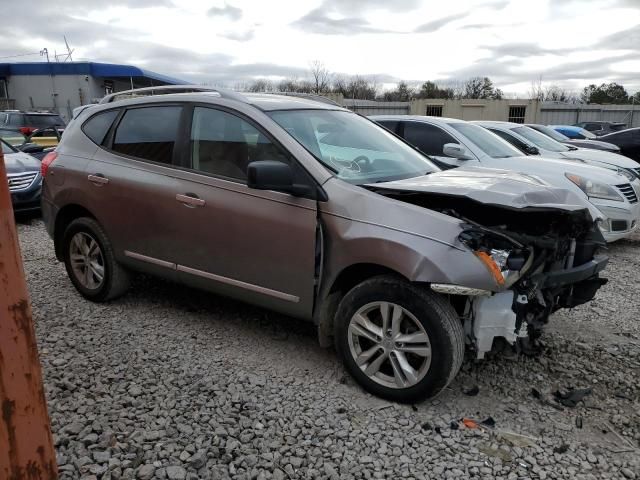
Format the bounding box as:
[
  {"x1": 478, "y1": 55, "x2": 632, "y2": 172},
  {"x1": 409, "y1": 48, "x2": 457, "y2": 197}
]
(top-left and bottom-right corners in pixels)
[
  {"x1": 42, "y1": 88, "x2": 608, "y2": 401},
  {"x1": 373, "y1": 116, "x2": 640, "y2": 243}
]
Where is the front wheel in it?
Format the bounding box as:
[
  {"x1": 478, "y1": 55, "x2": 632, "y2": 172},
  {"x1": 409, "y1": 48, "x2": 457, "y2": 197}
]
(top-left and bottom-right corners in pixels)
[{"x1": 334, "y1": 276, "x2": 465, "y2": 403}]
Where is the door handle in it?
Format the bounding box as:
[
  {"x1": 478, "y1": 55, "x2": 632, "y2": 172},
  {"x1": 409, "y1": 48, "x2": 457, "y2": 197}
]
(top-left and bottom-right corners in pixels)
[
  {"x1": 176, "y1": 193, "x2": 205, "y2": 207},
  {"x1": 88, "y1": 174, "x2": 109, "y2": 186}
]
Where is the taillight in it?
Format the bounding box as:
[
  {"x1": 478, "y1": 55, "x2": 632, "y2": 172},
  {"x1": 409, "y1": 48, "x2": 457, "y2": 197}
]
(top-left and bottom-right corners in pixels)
[
  {"x1": 19, "y1": 127, "x2": 36, "y2": 135},
  {"x1": 41, "y1": 151, "x2": 58, "y2": 177}
]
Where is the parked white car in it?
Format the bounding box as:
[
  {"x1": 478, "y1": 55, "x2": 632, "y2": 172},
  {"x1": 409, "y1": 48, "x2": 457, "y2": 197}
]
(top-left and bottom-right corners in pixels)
[
  {"x1": 474, "y1": 121, "x2": 640, "y2": 179},
  {"x1": 371, "y1": 116, "x2": 640, "y2": 242}
]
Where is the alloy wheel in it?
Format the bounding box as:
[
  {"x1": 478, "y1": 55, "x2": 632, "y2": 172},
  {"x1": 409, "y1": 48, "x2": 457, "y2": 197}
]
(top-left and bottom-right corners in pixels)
[
  {"x1": 348, "y1": 301, "x2": 432, "y2": 389},
  {"x1": 69, "y1": 232, "x2": 105, "y2": 290}
]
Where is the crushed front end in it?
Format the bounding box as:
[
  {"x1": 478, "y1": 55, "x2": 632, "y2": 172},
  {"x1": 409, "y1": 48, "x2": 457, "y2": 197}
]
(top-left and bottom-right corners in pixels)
[
  {"x1": 368, "y1": 168, "x2": 609, "y2": 359},
  {"x1": 453, "y1": 203, "x2": 608, "y2": 358}
]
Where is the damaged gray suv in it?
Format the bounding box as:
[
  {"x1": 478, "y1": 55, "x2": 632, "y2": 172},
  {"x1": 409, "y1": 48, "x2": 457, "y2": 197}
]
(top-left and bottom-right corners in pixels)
[{"x1": 42, "y1": 87, "x2": 608, "y2": 402}]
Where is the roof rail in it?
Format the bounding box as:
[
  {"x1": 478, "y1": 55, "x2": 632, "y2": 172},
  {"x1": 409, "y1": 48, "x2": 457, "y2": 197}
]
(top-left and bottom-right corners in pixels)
[
  {"x1": 99, "y1": 85, "x2": 248, "y2": 104},
  {"x1": 268, "y1": 92, "x2": 342, "y2": 107}
]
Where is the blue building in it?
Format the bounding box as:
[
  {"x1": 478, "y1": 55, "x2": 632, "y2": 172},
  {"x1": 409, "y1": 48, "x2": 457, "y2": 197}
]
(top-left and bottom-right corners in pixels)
[{"x1": 0, "y1": 61, "x2": 188, "y2": 121}]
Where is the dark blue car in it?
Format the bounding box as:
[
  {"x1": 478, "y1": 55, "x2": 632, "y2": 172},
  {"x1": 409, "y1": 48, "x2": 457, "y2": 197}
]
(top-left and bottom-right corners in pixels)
[
  {"x1": 3, "y1": 138, "x2": 42, "y2": 213},
  {"x1": 551, "y1": 125, "x2": 597, "y2": 140}
]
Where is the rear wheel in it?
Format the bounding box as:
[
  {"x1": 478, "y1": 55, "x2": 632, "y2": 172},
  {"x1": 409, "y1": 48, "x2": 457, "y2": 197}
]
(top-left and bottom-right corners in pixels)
[
  {"x1": 62, "y1": 217, "x2": 130, "y2": 302},
  {"x1": 335, "y1": 276, "x2": 464, "y2": 402}
]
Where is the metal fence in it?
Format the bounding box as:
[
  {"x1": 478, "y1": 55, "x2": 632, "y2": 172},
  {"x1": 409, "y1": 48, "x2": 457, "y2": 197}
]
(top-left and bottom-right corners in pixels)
[
  {"x1": 335, "y1": 97, "x2": 640, "y2": 128},
  {"x1": 343, "y1": 99, "x2": 411, "y2": 115},
  {"x1": 538, "y1": 102, "x2": 640, "y2": 128},
  {"x1": 0, "y1": 99, "x2": 16, "y2": 110}
]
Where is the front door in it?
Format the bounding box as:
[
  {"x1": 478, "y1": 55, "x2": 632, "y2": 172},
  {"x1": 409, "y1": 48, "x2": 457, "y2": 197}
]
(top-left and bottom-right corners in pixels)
[
  {"x1": 167, "y1": 105, "x2": 318, "y2": 318},
  {"x1": 401, "y1": 121, "x2": 479, "y2": 168}
]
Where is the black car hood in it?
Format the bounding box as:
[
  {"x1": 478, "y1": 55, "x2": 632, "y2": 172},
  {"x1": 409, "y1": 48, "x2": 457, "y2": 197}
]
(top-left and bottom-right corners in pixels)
[
  {"x1": 565, "y1": 139, "x2": 620, "y2": 152},
  {"x1": 4, "y1": 151, "x2": 41, "y2": 174},
  {"x1": 369, "y1": 166, "x2": 588, "y2": 212}
]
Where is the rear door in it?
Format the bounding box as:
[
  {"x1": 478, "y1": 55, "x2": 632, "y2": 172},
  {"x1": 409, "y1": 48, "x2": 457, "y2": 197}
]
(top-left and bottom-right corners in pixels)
[
  {"x1": 86, "y1": 104, "x2": 187, "y2": 277},
  {"x1": 165, "y1": 104, "x2": 319, "y2": 317}
]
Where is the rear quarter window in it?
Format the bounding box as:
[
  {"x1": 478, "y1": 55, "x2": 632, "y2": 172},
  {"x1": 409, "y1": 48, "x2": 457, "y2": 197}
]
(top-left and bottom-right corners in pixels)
[
  {"x1": 376, "y1": 121, "x2": 399, "y2": 134},
  {"x1": 8, "y1": 114, "x2": 25, "y2": 126},
  {"x1": 82, "y1": 110, "x2": 119, "y2": 146},
  {"x1": 25, "y1": 114, "x2": 65, "y2": 127}
]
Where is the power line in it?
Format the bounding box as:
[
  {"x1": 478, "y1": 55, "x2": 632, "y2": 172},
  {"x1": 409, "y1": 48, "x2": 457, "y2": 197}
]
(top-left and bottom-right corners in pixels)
[{"x1": 0, "y1": 51, "x2": 41, "y2": 60}]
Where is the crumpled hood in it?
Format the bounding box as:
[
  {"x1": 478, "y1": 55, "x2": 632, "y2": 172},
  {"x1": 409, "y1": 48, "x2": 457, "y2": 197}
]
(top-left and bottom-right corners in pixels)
[
  {"x1": 559, "y1": 148, "x2": 639, "y2": 169},
  {"x1": 4, "y1": 151, "x2": 41, "y2": 174},
  {"x1": 369, "y1": 166, "x2": 590, "y2": 212}
]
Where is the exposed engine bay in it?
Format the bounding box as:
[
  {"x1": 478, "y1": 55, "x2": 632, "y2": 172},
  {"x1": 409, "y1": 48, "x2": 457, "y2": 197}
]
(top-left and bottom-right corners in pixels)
[{"x1": 369, "y1": 187, "x2": 609, "y2": 358}]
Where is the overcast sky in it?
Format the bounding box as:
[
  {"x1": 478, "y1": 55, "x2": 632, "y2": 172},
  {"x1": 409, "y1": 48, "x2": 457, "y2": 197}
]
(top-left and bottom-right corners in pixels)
[{"x1": 1, "y1": 0, "x2": 639, "y2": 95}]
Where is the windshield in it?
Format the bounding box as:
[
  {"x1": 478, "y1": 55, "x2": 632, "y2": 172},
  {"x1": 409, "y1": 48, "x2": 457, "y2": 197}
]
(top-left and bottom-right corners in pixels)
[
  {"x1": 449, "y1": 123, "x2": 522, "y2": 158},
  {"x1": 1, "y1": 138, "x2": 17, "y2": 154},
  {"x1": 531, "y1": 125, "x2": 569, "y2": 142},
  {"x1": 267, "y1": 110, "x2": 439, "y2": 184},
  {"x1": 513, "y1": 126, "x2": 569, "y2": 152},
  {"x1": 578, "y1": 128, "x2": 597, "y2": 139}
]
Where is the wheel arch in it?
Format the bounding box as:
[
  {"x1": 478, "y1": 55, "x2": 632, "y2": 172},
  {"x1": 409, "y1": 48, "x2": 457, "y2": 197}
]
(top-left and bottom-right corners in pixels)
[
  {"x1": 315, "y1": 262, "x2": 409, "y2": 348},
  {"x1": 53, "y1": 203, "x2": 97, "y2": 261}
]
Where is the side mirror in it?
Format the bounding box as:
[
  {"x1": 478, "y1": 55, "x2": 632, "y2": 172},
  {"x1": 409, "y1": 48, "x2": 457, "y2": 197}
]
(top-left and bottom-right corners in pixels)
[
  {"x1": 525, "y1": 145, "x2": 540, "y2": 155},
  {"x1": 443, "y1": 143, "x2": 473, "y2": 160},
  {"x1": 247, "y1": 161, "x2": 313, "y2": 197}
]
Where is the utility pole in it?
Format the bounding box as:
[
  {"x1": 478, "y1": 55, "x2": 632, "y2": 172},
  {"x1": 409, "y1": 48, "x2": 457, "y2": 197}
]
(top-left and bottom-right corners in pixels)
[
  {"x1": 0, "y1": 149, "x2": 58, "y2": 479},
  {"x1": 41, "y1": 47, "x2": 58, "y2": 113}
]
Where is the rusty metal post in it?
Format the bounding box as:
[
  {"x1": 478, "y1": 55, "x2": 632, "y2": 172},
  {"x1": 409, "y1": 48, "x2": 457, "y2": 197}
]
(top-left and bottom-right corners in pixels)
[{"x1": 0, "y1": 149, "x2": 58, "y2": 479}]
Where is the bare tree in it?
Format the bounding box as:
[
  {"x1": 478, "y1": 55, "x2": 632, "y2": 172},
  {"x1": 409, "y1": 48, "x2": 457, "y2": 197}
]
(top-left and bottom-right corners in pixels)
[
  {"x1": 529, "y1": 77, "x2": 578, "y2": 103},
  {"x1": 461, "y1": 77, "x2": 502, "y2": 99},
  {"x1": 414, "y1": 81, "x2": 455, "y2": 99},
  {"x1": 528, "y1": 77, "x2": 544, "y2": 101},
  {"x1": 276, "y1": 77, "x2": 314, "y2": 94},
  {"x1": 331, "y1": 75, "x2": 349, "y2": 97},
  {"x1": 309, "y1": 60, "x2": 332, "y2": 94},
  {"x1": 383, "y1": 81, "x2": 415, "y2": 101},
  {"x1": 544, "y1": 85, "x2": 572, "y2": 102},
  {"x1": 247, "y1": 79, "x2": 273, "y2": 92}
]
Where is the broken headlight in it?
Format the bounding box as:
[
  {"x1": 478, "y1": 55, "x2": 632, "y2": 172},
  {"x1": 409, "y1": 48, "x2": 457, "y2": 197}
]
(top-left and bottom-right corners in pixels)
[
  {"x1": 474, "y1": 249, "x2": 511, "y2": 286},
  {"x1": 459, "y1": 229, "x2": 529, "y2": 288},
  {"x1": 565, "y1": 173, "x2": 623, "y2": 202}
]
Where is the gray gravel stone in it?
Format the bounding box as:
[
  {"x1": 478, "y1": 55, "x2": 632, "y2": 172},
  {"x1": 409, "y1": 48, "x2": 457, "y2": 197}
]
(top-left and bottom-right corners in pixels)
[
  {"x1": 165, "y1": 466, "x2": 186, "y2": 480},
  {"x1": 137, "y1": 465, "x2": 155, "y2": 480},
  {"x1": 15, "y1": 220, "x2": 640, "y2": 480}
]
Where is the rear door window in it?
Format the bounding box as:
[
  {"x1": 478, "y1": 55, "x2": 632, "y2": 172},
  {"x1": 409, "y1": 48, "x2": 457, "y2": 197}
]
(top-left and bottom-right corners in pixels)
[
  {"x1": 83, "y1": 110, "x2": 119, "y2": 146},
  {"x1": 401, "y1": 121, "x2": 456, "y2": 156},
  {"x1": 112, "y1": 106, "x2": 182, "y2": 164}
]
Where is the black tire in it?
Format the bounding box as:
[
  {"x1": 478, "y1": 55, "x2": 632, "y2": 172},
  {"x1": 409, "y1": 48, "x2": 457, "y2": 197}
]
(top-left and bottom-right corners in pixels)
[
  {"x1": 62, "y1": 217, "x2": 131, "y2": 302},
  {"x1": 334, "y1": 275, "x2": 465, "y2": 403}
]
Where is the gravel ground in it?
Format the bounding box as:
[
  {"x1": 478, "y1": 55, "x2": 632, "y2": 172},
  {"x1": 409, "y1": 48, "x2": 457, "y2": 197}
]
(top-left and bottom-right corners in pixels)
[{"x1": 16, "y1": 218, "x2": 640, "y2": 480}]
